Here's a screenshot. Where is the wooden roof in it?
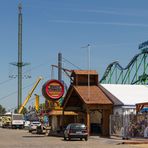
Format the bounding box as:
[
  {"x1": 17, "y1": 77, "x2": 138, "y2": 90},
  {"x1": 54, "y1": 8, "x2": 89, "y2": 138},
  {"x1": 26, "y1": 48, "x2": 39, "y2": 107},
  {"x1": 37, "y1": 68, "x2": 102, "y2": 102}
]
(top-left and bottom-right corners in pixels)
[
  {"x1": 136, "y1": 102, "x2": 148, "y2": 113},
  {"x1": 71, "y1": 70, "x2": 98, "y2": 75},
  {"x1": 73, "y1": 86, "x2": 113, "y2": 105}
]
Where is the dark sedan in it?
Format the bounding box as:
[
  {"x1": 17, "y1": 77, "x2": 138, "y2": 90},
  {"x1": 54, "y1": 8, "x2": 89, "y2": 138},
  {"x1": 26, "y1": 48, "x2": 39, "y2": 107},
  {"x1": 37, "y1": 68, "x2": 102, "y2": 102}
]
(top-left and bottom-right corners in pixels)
[{"x1": 64, "y1": 123, "x2": 88, "y2": 141}]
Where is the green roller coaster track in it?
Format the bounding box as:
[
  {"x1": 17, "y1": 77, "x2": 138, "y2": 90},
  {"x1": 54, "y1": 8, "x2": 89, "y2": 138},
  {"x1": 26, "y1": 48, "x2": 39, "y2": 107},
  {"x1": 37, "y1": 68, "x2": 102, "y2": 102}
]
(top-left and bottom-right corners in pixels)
[{"x1": 100, "y1": 46, "x2": 148, "y2": 84}]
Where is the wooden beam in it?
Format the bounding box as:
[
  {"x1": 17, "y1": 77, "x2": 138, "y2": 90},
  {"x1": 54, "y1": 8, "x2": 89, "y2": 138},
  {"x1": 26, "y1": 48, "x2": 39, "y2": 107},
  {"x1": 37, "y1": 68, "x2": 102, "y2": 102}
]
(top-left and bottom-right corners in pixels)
[
  {"x1": 86, "y1": 108, "x2": 90, "y2": 136},
  {"x1": 136, "y1": 102, "x2": 148, "y2": 113},
  {"x1": 62, "y1": 109, "x2": 65, "y2": 129},
  {"x1": 64, "y1": 106, "x2": 82, "y2": 111}
]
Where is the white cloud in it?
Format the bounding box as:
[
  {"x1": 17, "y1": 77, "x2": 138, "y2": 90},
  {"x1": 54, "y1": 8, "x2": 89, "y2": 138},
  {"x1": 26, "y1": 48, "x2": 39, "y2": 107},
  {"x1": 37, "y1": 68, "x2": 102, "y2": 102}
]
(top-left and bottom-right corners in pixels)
[{"x1": 48, "y1": 19, "x2": 148, "y2": 27}]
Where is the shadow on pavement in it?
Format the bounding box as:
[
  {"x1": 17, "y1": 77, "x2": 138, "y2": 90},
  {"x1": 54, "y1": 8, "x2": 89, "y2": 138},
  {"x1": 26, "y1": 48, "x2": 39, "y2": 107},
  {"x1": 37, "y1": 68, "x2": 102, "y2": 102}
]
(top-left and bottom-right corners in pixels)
[{"x1": 22, "y1": 135, "x2": 45, "y2": 138}]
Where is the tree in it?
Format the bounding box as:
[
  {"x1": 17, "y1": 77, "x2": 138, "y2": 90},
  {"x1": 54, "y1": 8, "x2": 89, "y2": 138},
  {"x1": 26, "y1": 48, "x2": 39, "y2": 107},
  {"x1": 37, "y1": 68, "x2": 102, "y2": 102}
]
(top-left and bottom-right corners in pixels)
[
  {"x1": 21, "y1": 107, "x2": 28, "y2": 114},
  {"x1": 14, "y1": 107, "x2": 28, "y2": 115},
  {"x1": 14, "y1": 108, "x2": 18, "y2": 114},
  {"x1": 0, "y1": 104, "x2": 6, "y2": 115}
]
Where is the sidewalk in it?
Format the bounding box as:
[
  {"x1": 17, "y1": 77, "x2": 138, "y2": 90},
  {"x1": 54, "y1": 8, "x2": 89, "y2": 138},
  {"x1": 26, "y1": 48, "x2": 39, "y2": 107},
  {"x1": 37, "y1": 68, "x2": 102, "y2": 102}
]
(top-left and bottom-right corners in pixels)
[
  {"x1": 47, "y1": 132, "x2": 148, "y2": 145},
  {"x1": 120, "y1": 138, "x2": 148, "y2": 145},
  {"x1": 90, "y1": 135, "x2": 148, "y2": 145},
  {"x1": 107, "y1": 136, "x2": 148, "y2": 145}
]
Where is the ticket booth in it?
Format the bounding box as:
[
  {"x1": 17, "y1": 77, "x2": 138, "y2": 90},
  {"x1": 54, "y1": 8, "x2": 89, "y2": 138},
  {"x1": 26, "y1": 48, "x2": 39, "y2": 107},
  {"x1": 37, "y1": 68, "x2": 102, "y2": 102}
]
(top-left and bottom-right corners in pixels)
[{"x1": 62, "y1": 70, "x2": 113, "y2": 137}]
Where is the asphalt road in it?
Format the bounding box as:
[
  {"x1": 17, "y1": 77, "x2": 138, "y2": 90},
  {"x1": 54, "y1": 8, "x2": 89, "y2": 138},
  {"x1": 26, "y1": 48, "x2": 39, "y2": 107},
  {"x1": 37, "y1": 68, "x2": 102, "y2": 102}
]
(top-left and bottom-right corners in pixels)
[{"x1": 0, "y1": 128, "x2": 147, "y2": 148}]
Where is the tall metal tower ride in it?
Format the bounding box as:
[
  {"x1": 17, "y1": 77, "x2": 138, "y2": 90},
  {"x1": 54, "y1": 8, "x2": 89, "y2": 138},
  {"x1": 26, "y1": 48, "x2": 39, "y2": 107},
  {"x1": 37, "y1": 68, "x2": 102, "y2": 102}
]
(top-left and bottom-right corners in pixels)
[
  {"x1": 17, "y1": 3, "x2": 23, "y2": 110},
  {"x1": 9, "y1": 3, "x2": 30, "y2": 111}
]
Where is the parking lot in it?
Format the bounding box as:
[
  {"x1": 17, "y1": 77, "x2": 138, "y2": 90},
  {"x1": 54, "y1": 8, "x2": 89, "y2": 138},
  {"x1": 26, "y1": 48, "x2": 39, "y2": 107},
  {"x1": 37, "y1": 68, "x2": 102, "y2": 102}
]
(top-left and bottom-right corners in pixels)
[{"x1": 0, "y1": 128, "x2": 147, "y2": 148}]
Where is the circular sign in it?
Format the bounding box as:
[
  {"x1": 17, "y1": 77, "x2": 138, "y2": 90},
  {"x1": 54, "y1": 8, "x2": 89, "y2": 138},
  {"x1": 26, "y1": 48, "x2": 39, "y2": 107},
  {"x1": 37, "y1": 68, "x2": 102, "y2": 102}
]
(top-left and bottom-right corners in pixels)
[{"x1": 42, "y1": 79, "x2": 64, "y2": 100}]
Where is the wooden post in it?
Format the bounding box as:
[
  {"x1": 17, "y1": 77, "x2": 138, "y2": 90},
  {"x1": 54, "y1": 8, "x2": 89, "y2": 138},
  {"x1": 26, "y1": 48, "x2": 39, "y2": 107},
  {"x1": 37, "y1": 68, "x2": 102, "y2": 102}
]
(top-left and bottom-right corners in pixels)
[
  {"x1": 102, "y1": 109, "x2": 112, "y2": 137},
  {"x1": 62, "y1": 109, "x2": 65, "y2": 130},
  {"x1": 86, "y1": 109, "x2": 90, "y2": 136}
]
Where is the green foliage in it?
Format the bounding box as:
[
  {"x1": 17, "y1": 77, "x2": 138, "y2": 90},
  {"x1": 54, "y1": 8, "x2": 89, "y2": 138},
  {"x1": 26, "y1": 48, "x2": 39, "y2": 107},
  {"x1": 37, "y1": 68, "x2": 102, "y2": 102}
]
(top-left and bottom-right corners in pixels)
[
  {"x1": 21, "y1": 107, "x2": 28, "y2": 114},
  {"x1": 14, "y1": 107, "x2": 28, "y2": 115},
  {"x1": 0, "y1": 104, "x2": 6, "y2": 115},
  {"x1": 39, "y1": 103, "x2": 45, "y2": 110},
  {"x1": 14, "y1": 108, "x2": 18, "y2": 113}
]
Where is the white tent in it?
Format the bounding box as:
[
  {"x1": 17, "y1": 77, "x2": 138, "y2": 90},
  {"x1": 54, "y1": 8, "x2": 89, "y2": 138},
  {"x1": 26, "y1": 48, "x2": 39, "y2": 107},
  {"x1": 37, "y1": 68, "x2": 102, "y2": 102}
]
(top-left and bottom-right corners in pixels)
[
  {"x1": 101, "y1": 84, "x2": 148, "y2": 115},
  {"x1": 101, "y1": 84, "x2": 148, "y2": 105}
]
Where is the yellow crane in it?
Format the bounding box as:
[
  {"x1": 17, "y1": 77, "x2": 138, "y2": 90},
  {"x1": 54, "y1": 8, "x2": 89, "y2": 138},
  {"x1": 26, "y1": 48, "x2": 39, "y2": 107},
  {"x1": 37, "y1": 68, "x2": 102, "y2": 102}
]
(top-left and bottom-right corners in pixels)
[
  {"x1": 34, "y1": 94, "x2": 39, "y2": 111},
  {"x1": 18, "y1": 77, "x2": 42, "y2": 114}
]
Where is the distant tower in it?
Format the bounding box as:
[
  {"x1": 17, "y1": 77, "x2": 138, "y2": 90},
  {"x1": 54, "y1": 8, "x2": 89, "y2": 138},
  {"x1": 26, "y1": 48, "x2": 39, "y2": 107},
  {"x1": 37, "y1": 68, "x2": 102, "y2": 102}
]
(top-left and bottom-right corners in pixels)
[
  {"x1": 17, "y1": 3, "x2": 23, "y2": 110},
  {"x1": 10, "y1": 3, "x2": 30, "y2": 111},
  {"x1": 58, "y1": 52, "x2": 62, "y2": 81}
]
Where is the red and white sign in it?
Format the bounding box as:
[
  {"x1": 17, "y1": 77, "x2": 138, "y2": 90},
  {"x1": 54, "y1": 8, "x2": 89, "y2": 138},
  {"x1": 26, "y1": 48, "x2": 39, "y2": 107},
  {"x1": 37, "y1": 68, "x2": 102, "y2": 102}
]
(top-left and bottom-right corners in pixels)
[{"x1": 42, "y1": 79, "x2": 64, "y2": 100}]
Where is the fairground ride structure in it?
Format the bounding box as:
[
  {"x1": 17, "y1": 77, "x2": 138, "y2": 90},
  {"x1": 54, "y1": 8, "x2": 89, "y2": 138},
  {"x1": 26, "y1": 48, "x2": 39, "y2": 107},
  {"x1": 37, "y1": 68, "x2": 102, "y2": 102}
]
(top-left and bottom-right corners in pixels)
[{"x1": 100, "y1": 41, "x2": 148, "y2": 84}]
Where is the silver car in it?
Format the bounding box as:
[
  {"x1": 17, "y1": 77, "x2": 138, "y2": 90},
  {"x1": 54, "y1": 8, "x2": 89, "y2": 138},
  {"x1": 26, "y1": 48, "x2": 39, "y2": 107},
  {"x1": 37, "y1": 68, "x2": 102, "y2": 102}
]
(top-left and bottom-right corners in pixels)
[
  {"x1": 28, "y1": 121, "x2": 41, "y2": 133},
  {"x1": 64, "y1": 123, "x2": 88, "y2": 141}
]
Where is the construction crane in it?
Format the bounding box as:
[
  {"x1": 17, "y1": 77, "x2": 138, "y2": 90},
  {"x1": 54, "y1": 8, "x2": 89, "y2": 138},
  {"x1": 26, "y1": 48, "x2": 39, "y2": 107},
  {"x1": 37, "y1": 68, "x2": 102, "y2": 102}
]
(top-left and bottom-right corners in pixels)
[{"x1": 18, "y1": 77, "x2": 42, "y2": 114}]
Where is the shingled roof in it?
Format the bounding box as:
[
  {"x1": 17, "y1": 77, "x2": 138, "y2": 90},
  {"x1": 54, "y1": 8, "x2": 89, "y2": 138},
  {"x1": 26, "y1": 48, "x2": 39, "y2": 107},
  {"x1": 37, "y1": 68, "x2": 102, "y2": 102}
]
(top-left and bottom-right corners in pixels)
[
  {"x1": 71, "y1": 70, "x2": 98, "y2": 75},
  {"x1": 63, "y1": 70, "x2": 113, "y2": 108},
  {"x1": 73, "y1": 85, "x2": 113, "y2": 105}
]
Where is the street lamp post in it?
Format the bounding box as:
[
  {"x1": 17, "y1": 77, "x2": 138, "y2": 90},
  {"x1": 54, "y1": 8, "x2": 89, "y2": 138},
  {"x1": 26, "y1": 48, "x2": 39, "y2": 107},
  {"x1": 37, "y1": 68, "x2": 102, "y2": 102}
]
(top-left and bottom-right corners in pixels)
[
  {"x1": 82, "y1": 44, "x2": 91, "y2": 101},
  {"x1": 87, "y1": 44, "x2": 91, "y2": 101}
]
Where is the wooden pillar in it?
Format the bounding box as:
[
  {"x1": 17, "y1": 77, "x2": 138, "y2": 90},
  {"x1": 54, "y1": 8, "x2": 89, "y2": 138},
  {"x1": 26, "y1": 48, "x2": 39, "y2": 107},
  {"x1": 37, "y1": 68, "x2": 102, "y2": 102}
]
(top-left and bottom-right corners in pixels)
[
  {"x1": 102, "y1": 109, "x2": 112, "y2": 137},
  {"x1": 86, "y1": 109, "x2": 90, "y2": 136},
  {"x1": 62, "y1": 109, "x2": 65, "y2": 130}
]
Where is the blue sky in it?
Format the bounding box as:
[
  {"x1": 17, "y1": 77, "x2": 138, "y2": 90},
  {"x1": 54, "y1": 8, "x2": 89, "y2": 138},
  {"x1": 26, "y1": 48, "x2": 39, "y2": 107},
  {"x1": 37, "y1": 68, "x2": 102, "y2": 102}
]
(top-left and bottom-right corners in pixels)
[{"x1": 0, "y1": 0, "x2": 148, "y2": 110}]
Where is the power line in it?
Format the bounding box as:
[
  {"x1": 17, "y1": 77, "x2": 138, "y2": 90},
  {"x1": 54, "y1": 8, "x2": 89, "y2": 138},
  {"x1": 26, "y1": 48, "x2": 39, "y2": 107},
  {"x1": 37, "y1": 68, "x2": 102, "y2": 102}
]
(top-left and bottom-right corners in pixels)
[
  {"x1": 0, "y1": 80, "x2": 41, "y2": 101},
  {"x1": 0, "y1": 74, "x2": 50, "y2": 102},
  {"x1": 0, "y1": 55, "x2": 81, "y2": 103},
  {"x1": 0, "y1": 79, "x2": 13, "y2": 85},
  {"x1": 8, "y1": 93, "x2": 44, "y2": 111},
  {"x1": 0, "y1": 55, "x2": 80, "y2": 86},
  {"x1": 62, "y1": 57, "x2": 81, "y2": 70},
  {"x1": 0, "y1": 60, "x2": 50, "y2": 86},
  {"x1": 0, "y1": 91, "x2": 17, "y2": 101}
]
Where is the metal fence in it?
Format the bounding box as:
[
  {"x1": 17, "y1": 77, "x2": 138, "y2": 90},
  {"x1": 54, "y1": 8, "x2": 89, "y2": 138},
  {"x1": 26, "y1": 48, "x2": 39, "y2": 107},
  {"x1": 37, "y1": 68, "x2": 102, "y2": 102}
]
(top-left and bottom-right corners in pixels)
[{"x1": 110, "y1": 113, "x2": 148, "y2": 138}]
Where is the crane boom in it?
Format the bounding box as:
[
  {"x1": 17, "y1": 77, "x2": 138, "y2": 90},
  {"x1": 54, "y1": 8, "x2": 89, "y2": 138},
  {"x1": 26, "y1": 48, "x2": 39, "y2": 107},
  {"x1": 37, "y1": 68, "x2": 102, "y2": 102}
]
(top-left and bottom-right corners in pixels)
[{"x1": 18, "y1": 77, "x2": 42, "y2": 114}]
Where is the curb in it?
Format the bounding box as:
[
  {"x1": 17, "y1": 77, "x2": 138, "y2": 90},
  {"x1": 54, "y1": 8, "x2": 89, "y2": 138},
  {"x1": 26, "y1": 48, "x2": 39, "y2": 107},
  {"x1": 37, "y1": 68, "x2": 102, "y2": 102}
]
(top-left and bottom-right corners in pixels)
[{"x1": 122, "y1": 141, "x2": 148, "y2": 145}]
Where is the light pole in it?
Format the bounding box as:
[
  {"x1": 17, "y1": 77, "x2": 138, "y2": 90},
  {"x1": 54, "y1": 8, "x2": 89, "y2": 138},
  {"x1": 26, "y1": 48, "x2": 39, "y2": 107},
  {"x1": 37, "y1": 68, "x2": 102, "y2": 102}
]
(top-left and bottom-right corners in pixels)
[
  {"x1": 87, "y1": 44, "x2": 91, "y2": 101},
  {"x1": 82, "y1": 44, "x2": 91, "y2": 101}
]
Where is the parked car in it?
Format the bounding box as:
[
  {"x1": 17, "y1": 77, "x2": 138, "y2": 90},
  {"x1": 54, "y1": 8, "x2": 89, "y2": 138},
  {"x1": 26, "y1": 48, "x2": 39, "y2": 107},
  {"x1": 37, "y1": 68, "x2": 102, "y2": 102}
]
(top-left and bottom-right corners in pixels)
[
  {"x1": 36, "y1": 124, "x2": 47, "y2": 134},
  {"x1": 64, "y1": 123, "x2": 88, "y2": 141},
  {"x1": 28, "y1": 121, "x2": 41, "y2": 133},
  {"x1": 24, "y1": 121, "x2": 30, "y2": 130}
]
